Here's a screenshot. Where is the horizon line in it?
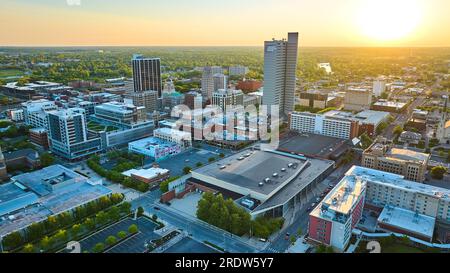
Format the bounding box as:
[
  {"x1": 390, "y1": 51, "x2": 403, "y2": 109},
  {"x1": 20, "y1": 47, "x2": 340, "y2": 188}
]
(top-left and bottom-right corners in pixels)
[{"x1": 1, "y1": 45, "x2": 450, "y2": 49}]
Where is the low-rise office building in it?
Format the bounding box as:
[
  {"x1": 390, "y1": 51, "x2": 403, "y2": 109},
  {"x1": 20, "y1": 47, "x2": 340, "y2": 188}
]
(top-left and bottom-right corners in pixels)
[
  {"x1": 362, "y1": 142, "x2": 430, "y2": 182},
  {"x1": 122, "y1": 167, "x2": 170, "y2": 185},
  {"x1": 372, "y1": 100, "x2": 408, "y2": 113},
  {"x1": 22, "y1": 99, "x2": 58, "y2": 130}
]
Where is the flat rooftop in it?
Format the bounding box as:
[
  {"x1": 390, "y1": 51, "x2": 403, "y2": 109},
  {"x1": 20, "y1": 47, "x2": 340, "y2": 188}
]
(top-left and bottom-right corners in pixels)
[
  {"x1": 324, "y1": 110, "x2": 390, "y2": 126},
  {"x1": 122, "y1": 167, "x2": 169, "y2": 179},
  {"x1": 253, "y1": 153, "x2": 334, "y2": 213},
  {"x1": 347, "y1": 166, "x2": 450, "y2": 202},
  {"x1": 311, "y1": 171, "x2": 366, "y2": 220},
  {"x1": 129, "y1": 137, "x2": 179, "y2": 150},
  {"x1": 0, "y1": 165, "x2": 112, "y2": 236},
  {"x1": 386, "y1": 148, "x2": 430, "y2": 163},
  {"x1": 373, "y1": 101, "x2": 407, "y2": 108},
  {"x1": 192, "y1": 149, "x2": 306, "y2": 197},
  {"x1": 378, "y1": 206, "x2": 435, "y2": 239},
  {"x1": 11, "y1": 165, "x2": 86, "y2": 196},
  {"x1": 278, "y1": 132, "x2": 349, "y2": 159}
]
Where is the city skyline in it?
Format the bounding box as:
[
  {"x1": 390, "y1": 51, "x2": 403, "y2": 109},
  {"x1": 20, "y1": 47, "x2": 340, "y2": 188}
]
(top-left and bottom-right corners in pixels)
[{"x1": 1, "y1": 0, "x2": 450, "y2": 47}]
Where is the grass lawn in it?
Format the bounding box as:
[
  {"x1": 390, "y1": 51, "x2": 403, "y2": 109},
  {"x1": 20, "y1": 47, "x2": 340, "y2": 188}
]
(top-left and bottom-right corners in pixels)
[
  {"x1": 87, "y1": 121, "x2": 118, "y2": 132},
  {"x1": 382, "y1": 244, "x2": 426, "y2": 253},
  {"x1": 0, "y1": 69, "x2": 24, "y2": 78}
]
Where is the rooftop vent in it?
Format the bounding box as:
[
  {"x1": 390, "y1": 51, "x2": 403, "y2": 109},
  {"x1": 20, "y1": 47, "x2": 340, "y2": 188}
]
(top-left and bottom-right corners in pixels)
[
  {"x1": 281, "y1": 168, "x2": 286, "y2": 172},
  {"x1": 258, "y1": 182, "x2": 264, "y2": 187}
]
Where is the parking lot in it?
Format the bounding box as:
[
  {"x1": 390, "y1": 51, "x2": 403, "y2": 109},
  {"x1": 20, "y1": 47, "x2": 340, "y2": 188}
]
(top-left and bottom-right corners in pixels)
[
  {"x1": 170, "y1": 192, "x2": 202, "y2": 218},
  {"x1": 163, "y1": 237, "x2": 220, "y2": 253},
  {"x1": 79, "y1": 217, "x2": 160, "y2": 253},
  {"x1": 145, "y1": 145, "x2": 232, "y2": 177}
]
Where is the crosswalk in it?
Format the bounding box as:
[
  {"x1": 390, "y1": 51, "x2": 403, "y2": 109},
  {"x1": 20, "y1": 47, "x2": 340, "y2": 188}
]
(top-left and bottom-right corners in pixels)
[{"x1": 264, "y1": 247, "x2": 281, "y2": 253}]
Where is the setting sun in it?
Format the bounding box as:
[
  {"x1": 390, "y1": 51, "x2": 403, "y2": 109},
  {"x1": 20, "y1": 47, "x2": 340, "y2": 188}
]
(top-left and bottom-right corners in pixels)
[{"x1": 357, "y1": 0, "x2": 423, "y2": 42}]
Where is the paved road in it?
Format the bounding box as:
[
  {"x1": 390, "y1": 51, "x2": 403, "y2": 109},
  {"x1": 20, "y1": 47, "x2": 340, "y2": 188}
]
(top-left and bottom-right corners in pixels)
[
  {"x1": 130, "y1": 193, "x2": 257, "y2": 253},
  {"x1": 383, "y1": 97, "x2": 426, "y2": 140}
]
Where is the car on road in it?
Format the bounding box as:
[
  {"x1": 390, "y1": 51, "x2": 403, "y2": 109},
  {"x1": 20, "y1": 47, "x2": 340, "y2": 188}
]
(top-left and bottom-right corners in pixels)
[
  {"x1": 285, "y1": 233, "x2": 290, "y2": 240},
  {"x1": 259, "y1": 238, "x2": 267, "y2": 243},
  {"x1": 306, "y1": 207, "x2": 312, "y2": 212},
  {"x1": 153, "y1": 206, "x2": 160, "y2": 210}
]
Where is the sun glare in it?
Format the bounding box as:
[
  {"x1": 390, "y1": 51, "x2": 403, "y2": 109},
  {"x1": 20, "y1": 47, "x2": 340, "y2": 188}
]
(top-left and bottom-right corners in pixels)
[{"x1": 357, "y1": 0, "x2": 423, "y2": 42}]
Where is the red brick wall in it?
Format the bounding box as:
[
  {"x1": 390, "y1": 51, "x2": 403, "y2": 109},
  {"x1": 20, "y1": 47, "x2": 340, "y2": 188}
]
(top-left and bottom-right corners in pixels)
[
  {"x1": 160, "y1": 190, "x2": 176, "y2": 203},
  {"x1": 308, "y1": 215, "x2": 332, "y2": 245}
]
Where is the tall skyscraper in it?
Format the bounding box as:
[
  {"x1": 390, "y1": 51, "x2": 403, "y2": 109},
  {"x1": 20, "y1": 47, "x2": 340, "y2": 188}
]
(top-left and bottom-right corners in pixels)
[
  {"x1": 213, "y1": 73, "x2": 228, "y2": 92},
  {"x1": 263, "y1": 32, "x2": 299, "y2": 118},
  {"x1": 132, "y1": 54, "x2": 162, "y2": 97},
  {"x1": 201, "y1": 66, "x2": 215, "y2": 100}
]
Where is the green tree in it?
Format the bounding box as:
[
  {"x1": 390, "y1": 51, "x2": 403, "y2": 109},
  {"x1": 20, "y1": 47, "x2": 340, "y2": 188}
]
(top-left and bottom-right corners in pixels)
[
  {"x1": 3, "y1": 231, "x2": 24, "y2": 250},
  {"x1": 290, "y1": 235, "x2": 296, "y2": 245},
  {"x1": 128, "y1": 224, "x2": 138, "y2": 234},
  {"x1": 431, "y1": 166, "x2": 447, "y2": 180},
  {"x1": 117, "y1": 231, "x2": 127, "y2": 239},
  {"x1": 119, "y1": 202, "x2": 131, "y2": 214},
  {"x1": 105, "y1": 236, "x2": 117, "y2": 246},
  {"x1": 40, "y1": 152, "x2": 55, "y2": 167},
  {"x1": 183, "y1": 166, "x2": 192, "y2": 174},
  {"x1": 92, "y1": 243, "x2": 105, "y2": 253},
  {"x1": 23, "y1": 243, "x2": 35, "y2": 253},
  {"x1": 39, "y1": 236, "x2": 51, "y2": 251},
  {"x1": 84, "y1": 217, "x2": 96, "y2": 230},
  {"x1": 71, "y1": 224, "x2": 82, "y2": 238},
  {"x1": 27, "y1": 222, "x2": 46, "y2": 242},
  {"x1": 53, "y1": 229, "x2": 67, "y2": 244},
  {"x1": 376, "y1": 122, "x2": 388, "y2": 134},
  {"x1": 137, "y1": 206, "x2": 145, "y2": 217},
  {"x1": 393, "y1": 125, "x2": 404, "y2": 136}
]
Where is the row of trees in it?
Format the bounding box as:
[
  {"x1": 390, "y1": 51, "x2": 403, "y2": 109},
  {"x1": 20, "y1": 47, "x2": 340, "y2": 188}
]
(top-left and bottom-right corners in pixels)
[
  {"x1": 87, "y1": 155, "x2": 149, "y2": 192},
  {"x1": 196, "y1": 193, "x2": 284, "y2": 238},
  {"x1": 91, "y1": 224, "x2": 138, "y2": 253},
  {"x1": 2, "y1": 193, "x2": 127, "y2": 252}
]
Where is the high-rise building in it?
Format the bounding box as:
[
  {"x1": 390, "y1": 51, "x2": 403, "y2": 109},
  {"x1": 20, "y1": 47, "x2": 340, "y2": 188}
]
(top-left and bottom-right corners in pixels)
[
  {"x1": 132, "y1": 54, "x2": 162, "y2": 97},
  {"x1": 373, "y1": 80, "x2": 386, "y2": 97},
  {"x1": 213, "y1": 73, "x2": 228, "y2": 92},
  {"x1": 344, "y1": 87, "x2": 372, "y2": 111},
  {"x1": 228, "y1": 65, "x2": 249, "y2": 76},
  {"x1": 201, "y1": 66, "x2": 220, "y2": 100},
  {"x1": 211, "y1": 89, "x2": 244, "y2": 112},
  {"x1": 263, "y1": 32, "x2": 299, "y2": 118},
  {"x1": 124, "y1": 90, "x2": 158, "y2": 113},
  {"x1": 47, "y1": 108, "x2": 102, "y2": 160}
]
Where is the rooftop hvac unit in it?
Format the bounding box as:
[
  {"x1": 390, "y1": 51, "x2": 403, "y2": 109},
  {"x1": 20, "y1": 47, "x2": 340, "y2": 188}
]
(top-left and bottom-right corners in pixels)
[
  {"x1": 258, "y1": 182, "x2": 264, "y2": 187},
  {"x1": 281, "y1": 168, "x2": 286, "y2": 172},
  {"x1": 273, "y1": 173, "x2": 278, "y2": 177},
  {"x1": 265, "y1": 178, "x2": 270, "y2": 183}
]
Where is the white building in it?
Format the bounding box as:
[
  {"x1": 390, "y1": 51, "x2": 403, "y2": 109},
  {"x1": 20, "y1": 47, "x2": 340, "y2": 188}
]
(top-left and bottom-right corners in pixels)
[
  {"x1": 318, "y1": 63, "x2": 332, "y2": 74},
  {"x1": 289, "y1": 112, "x2": 357, "y2": 140},
  {"x1": 21, "y1": 99, "x2": 58, "y2": 130},
  {"x1": 373, "y1": 80, "x2": 386, "y2": 97},
  {"x1": 153, "y1": 127, "x2": 192, "y2": 148},
  {"x1": 9, "y1": 109, "x2": 24, "y2": 122},
  {"x1": 229, "y1": 65, "x2": 249, "y2": 76},
  {"x1": 211, "y1": 89, "x2": 244, "y2": 112},
  {"x1": 213, "y1": 73, "x2": 228, "y2": 92}
]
